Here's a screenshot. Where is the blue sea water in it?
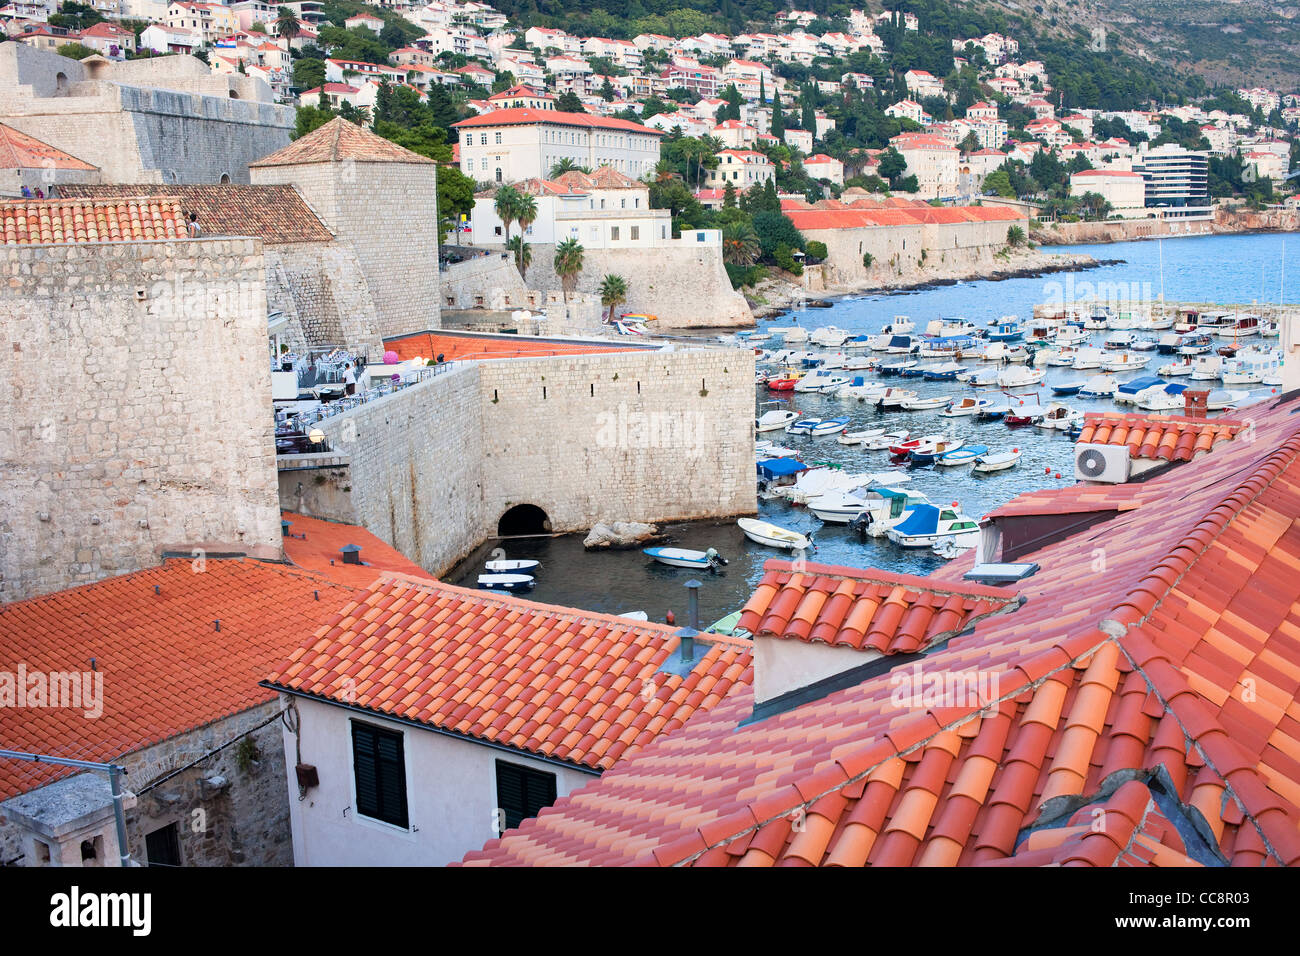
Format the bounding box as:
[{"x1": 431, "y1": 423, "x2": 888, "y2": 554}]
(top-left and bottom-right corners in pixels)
[{"x1": 446, "y1": 232, "x2": 1298, "y2": 626}]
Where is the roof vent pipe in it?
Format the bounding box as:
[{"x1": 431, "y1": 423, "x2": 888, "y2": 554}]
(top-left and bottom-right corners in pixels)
[{"x1": 680, "y1": 579, "x2": 702, "y2": 662}]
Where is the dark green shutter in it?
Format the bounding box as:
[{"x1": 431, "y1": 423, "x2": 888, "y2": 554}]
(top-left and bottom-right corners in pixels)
[
  {"x1": 352, "y1": 721, "x2": 408, "y2": 829},
  {"x1": 496, "y1": 760, "x2": 557, "y2": 831}
]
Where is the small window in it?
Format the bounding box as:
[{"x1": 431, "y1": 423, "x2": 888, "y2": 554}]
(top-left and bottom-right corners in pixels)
[
  {"x1": 145, "y1": 823, "x2": 181, "y2": 867},
  {"x1": 495, "y1": 131, "x2": 502, "y2": 144},
  {"x1": 352, "y1": 721, "x2": 408, "y2": 829},
  {"x1": 630, "y1": 226, "x2": 639, "y2": 241},
  {"x1": 495, "y1": 760, "x2": 557, "y2": 831},
  {"x1": 610, "y1": 226, "x2": 619, "y2": 240}
]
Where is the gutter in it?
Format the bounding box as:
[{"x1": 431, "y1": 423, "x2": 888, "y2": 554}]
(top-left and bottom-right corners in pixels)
[{"x1": 259, "y1": 682, "x2": 603, "y2": 777}]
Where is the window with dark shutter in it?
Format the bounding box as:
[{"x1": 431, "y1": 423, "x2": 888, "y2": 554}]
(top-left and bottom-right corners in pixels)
[
  {"x1": 352, "y1": 721, "x2": 409, "y2": 829},
  {"x1": 495, "y1": 760, "x2": 557, "y2": 832}
]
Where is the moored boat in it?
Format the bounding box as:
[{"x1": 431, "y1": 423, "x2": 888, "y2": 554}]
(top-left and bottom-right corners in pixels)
[
  {"x1": 737, "y1": 517, "x2": 813, "y2": 551},
  {"x1": 642, "y1": 546, "x2": 727, "y2": 570}
]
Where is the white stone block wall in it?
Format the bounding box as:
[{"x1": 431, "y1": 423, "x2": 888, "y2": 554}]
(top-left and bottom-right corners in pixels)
[{"x1": 0, "y1": 238, "x2": 283, "y2": 602}]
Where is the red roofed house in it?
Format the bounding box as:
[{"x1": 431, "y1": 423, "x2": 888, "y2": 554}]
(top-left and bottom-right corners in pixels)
[
  {"x1": 261, "y1": 577, "x2": 752, "y2": 865},
  {"x1": 804, "y1": 153, "x2": 844, "y2": 186},
  {"x1": 453, "y1": 108, "x2": 663, "y2": 184},
  {"x1": 704, "y1": 148, "x2": 775, "y2": 188},
  {"x1": 1069, "y1": 167, "x2": 1145, "y2": 213},
  {"x1": 461, "y1": 389, "x2": 1300, "y2": 867},
  {"x1": 75, "y1": 21, "x2": 136, "y2": 59},
  {"x1": 890, "y1": 132, "x2": 960, "y2": 199}
]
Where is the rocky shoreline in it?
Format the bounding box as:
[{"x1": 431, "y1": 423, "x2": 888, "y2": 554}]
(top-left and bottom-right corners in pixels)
[{"x1": 745, "y1": 249, "x2": 1106, "y2": 320}]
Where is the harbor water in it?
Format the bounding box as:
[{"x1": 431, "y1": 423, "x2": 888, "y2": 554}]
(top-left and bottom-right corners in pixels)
[{"x1": 447, "y1": 233, "x2": 1298, "y2": 627}]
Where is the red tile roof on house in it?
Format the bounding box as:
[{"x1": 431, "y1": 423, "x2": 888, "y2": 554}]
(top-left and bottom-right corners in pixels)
[
  {"x1": 460, "y1": 393, "x2": 1300, "y2": 867},
  {"x1": 786, "y1": 203, "x2": 1022, "y2": 231},
  {"x1": 264, "y1": 577, "x2": 753, "y2": 771},
  {"x1": 737, "y1": 561, "x2": 1018, "y2": 654},
  {"x1": 383, "y1": 330, "x2": 644, "y2": 362},
  {"x1": 1072, "y1": 168, "x2": 1143, "y2": 178},
  {"x1": 250, "y1": 117, "x2": 437, "y2": 168},
  {"x1": 0, "y1": 122, "x2": 96, "y2": 172},
  {"x1": 0, "y1": 198, "x2": 185, "y2": 245},
  {"x1": 451, "y1": 107, "x2": 663, "y2": 136},
  {"x1": 57, "y1": 184, "x2": 334, "y2": 245},
  {"x1": 1077, "y1": 412, "x2": 1244, "y2": 463},
  {"x1": 280, "y1": 512, "x2": 434, "y2": 588},
  {"x1": 0, "y1": 559, "x2": 354, "y2": 800}
]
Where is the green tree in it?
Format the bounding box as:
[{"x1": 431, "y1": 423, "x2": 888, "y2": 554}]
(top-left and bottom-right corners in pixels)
[
  {"x1": 553, "y1": 238, "x2": 585, "y2": 306},
  {"x1": 600, "y1": 78, "x2": 615, "y2": 102},
  {"x1": 878, "y1": 147, "x2": 906, "y2": 182},
  {"x1": 550, "y1": 158, "x2": 591, "y2": 177},
  {"x1": 722, "y1": 181, "x2": 737, "y2": 208},
  {"x1": 751, "y1": 210, "x2": 804, "y2": 260},
  {"x1": 275, "y1": 5, "x2": 299, "y2": 42},
  {"x1": 555, "y1": 90, "x2": 584, "y2": 113},
  {"x1": 506, "y1": 236, "x2": 531, "y2": 278},
  {"x1": 1006, "y1": 225, "x2": 1027, "y2": 247},
  {"x1": 293, "y1": 57, "x2": 325, "y2": 91},
  {"x1": 771, "y1": 88, "x2": 785, "y2": 140},
  {"x1": 599, "y1": 273, "x2": 628, "y2": 322},
  {"x1": 55, "y1": 42, "x2": 98, "y2": 60},
  {"x1": 494, "y1": 185, "x2": 522, "y2": 250},
  {"x1": 721, "y1": 221, "x2": 760, "y2": 266},
  {"x1": 293, "y1": 104, "x2": 335, "y2": 139},
  {"x1": 983, "y1": 168, "x2": 1015, "y2": 198},
  {"x1": 514, "y1": 192, "x2": 538, "y2": 271}
]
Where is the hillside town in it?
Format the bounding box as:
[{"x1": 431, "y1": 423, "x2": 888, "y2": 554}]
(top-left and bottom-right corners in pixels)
[{"x1": 1, "y1": 0, "x2": 1300, "y2": 908}]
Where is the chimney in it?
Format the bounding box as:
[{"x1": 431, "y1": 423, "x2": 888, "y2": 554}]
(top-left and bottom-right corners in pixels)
[
  {"x1": 1283, "y1": 309, "x2": 1300, "y2": 393},
  {"x1": 1182, "y1": 388, "x2": 1208, "y2": 419},
  {"x1": 341, "y1": 544, "x2": 362, "y2": 565}
]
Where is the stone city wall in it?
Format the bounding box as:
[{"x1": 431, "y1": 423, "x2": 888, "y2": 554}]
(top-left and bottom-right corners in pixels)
[
  {"x1": 264, "y1": 242, "x2": 383, "y2": 354},
  {"x1": 440, "y1": 251, "x2": 534, "y2": 311},
  {"x1": 0, "y1": 238, "x2": 283, "y2": 602}
]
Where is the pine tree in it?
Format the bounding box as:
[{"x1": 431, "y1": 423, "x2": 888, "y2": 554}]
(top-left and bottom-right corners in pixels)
[{"x1": 771, "y1": 88, "x2": 784, "y2": 140}]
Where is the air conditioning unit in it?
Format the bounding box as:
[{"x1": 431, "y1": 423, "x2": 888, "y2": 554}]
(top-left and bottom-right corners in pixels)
[{"x1": 1075, "y1": 443, "x2": 1130, "y2": 483}]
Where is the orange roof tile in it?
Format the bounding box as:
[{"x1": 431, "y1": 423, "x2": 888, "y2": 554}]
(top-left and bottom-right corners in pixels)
[
  {"x1": 1078, "y1": 411, "x2": 1243, "y2": 463},
  {"x1": 279, "y1": 512, "x2": 435, "y2": 588},
  {"x1": 737, "y1": 560, "x2": 1018, "y2": 654},
  {"x1": 384, "y1": 331, "x2": 645, "y2": 362},
  {"x1": 250, "y1": 117, "x2": 437, "y2": 168},
  {"x1": 460, "y1": 392, "x2": 1300, "y2": 866},
  {"x1": 0, "y1": 198, "x2": 185, "y2": 245},
  {"x1": 452, "y1": 108, "x2": 663, "y2": 136},
  {"x1": 0, "y1": 560, "x2": 354, "y2": 800},
  {"x1": 264, "y1": 577, "x2": 752, "y2": 771},
  {"x1": 0, "y1": 122, "x2": 97, "y2": 172}
]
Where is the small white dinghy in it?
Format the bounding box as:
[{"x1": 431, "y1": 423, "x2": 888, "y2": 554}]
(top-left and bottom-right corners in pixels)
[
  {"x1": 477, "y1": 573, "x2": 535, "y2": 592},
  {"x1": 485, "y1": 559, "x2": 541, "y2": 573},
  {"x1": 642, "y1": 547, "x2": 727, "y2": 570},
  {"x1": 972, "y1": 448, "x2": 1021, "y2": 473},
  {"x1": 837, "y1": 427, "x2": 887, "y2": 446},
  {"x1": 940, "y1": 397, "x2": 981, "y2": 417},
  {"x1": 863, "y1": 429, "x2": 909, "y2": 450},
  {"x1": 901, "y1": 395, "x2": 952, "y2": 411},
  {"x1": 756, "y1": 409, "x2": 799, "y2": 432},
  {"x1": 737, "y1": 517, "x2": 813, "y2": 551}
]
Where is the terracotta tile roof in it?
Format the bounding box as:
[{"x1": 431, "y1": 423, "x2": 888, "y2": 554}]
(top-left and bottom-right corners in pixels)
[
  {"x1": 452, "y1": 107, "x2": 664, "y2": 136},
  {"x1": 1077, "y1": 412, "x2": 1244, "y2": 463},
  {"x1": 56, "y1": 184, "x2": 333, "y2": 245},
  {"x1": 250, "y1": 117, "x2": 437, "y2": 168},
  {"x1": 460, "y1": 394, "x2": 1300, "y2": 867},
  {"x1": 264, "y1": 577, "x2": 753, "y2": 771},
  {"x1": 0, "y1": 122, "x2": 97, "y2": 171},
  {"x1": 737, "y1": 561, "x2": 1018, "y2": 654},
  {"x1": 384, "y1": 331, "x2": 644, "y2": 362},
  {"x1": 279, "y1": 512, "x2": 435, "y2": 588},
  {"x1": 0, "y1": 560, "x2": 354, "y2": 800},
  {"x1": 0, "y1": 198, "x2": 185, "y2": 245},
  {"x1": 786, "y1": 203, "x2": 1022, "y2": 231}
]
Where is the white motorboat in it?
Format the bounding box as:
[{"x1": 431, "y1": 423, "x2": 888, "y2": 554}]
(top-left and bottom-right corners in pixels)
[
  {"x1": 775, "y1": 465, "x2": 873, "y2": 504},
  {"x1": 1038, "y1": 404, "x2": 1080, "y2": 430},
  {"x1": 875, "y1": 388, "x2": 918, "y2": 410},
  {"x1": 1158, "y1": 360, "x2": 1194, "y2": 377},
  {"x1": 1136, "y1": 383, "x2": 1188, "y2": 411},
  {"x1": 940, "y1": 397, "x2": 982, "y2": 417},
  {"x1": 882, "y1": 316, "x2": 915, "y2": 334},
  {"x1": 1189, "y1": 355, "x2": 1222, "y2": 381},
  {"x1": 808, "y1": 489, "x2": 878, "y2": 523},
  {"x1": 794, "y1": 370, "x2": 850, "y2": 392},
  {"x1": 785, "y1": 417, "x2": 822, "y2": 435},
  {"x1": 1054, "y1": 325, "x2": 1089, "y2": 346},
  {"x1": 808, "y1": 417, "x2": 851, "y2": 437},
  {"x1": 887, "y1": 504, "x2": 981, "y2": 549},
  {"x1": 1099, "y1": 352, "x2": 1151, "y2": 372},
  {"x1": 1206, "y1": 389, "x2": 1249, "y2": 411},
  {"x1": 836, "y1": 377, "x2": 886, "y2": 401},
  {"x1": 1071, "y1": 347, "x2": 1106, "y2": 370},
  {"x1": 863, "y1": 429, "x2": 910, "y2": 450},
  {"x1": 936, "y1": 444, "x2": 987, "y2": 466},
  {"x1": 901, "y1": 395, "x2": 952, "y2": 411},
  {"x1": 972, "y1": 448, "x2": 1022, "y2": 473},
  {"x1": 756, "y1": 443, "x2": 799, "y2": 458},
  {"x1": 484, "y1": 559, "x2": 541, "y2": 573},
  {"x1": 642, "y1": 546, "x2": 727, "y2": 570},
  {"x1": 773, "y1": 325, "x2": 809, "y2": 344},
  {"x1": 809, "y1": 326, "x2": 851, "y2": 347},
  {"x1": 963, "y1": 367, "x2": 1002, "y2": 387},
  {"x1": 1221, "y1": 349, "x2": 1282, "y2": 385},
  {"x1": 844, "y1": 487, "x2": 931, "y2": 537},
  {"x1": 837, "y1": 427, "x2": 887, "y2": 445},
  {"x1": 756, "y1": 408, "x2": 799, "y2": 432},
  {"x1": 1078, "y1": 374, "x2": 1119, "y2": 398},
  {"x1": 737, "y1": 517, "x2": 813, "y2": 551},
  {"x1": 1103, "y1": 330, "x2": 1135, "y2": 351},
  {"x1": 477, "y1": 573, "x2": 535, "y2": 592},
  {"x1": 997, "y1": 366, "x2": 1045, "y2": 388}
]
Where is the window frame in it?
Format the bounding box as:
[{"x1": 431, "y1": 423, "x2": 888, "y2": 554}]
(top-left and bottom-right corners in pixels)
[
  {"x1": 494, "y1": 759, "x2": 558, "y2": 832},
  {"x1": 350, "y1": 719, "x2": 410, "y2": 830}
]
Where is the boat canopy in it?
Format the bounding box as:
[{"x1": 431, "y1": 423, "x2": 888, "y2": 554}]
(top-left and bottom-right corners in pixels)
[
  {"x1": 1117, "y1": 375, "x2": 1164, "y2": 394},
  {"x1": 758, "y1": 458, "x2": 808, "y2": 478},
  {"x1": 892, "y1": 504, "x2": 940, "y2": 536}
]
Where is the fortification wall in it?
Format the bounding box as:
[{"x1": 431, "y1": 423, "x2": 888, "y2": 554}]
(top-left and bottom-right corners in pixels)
[
  {"x1": 808, "y1": 216, "x2": 1027, "y2": 287},
  {"x1": 524, "y1": 244, "x2": 753, "y2": 329},
  {"x1": 440, "y1": 251, "x2": 533, "y2": 311},
  {"x1": 0, "y1": 238, "x2": 283, "y2": 602},
  {"x1": 264, "y1": 242, "x2": 383, "y2": 353}
]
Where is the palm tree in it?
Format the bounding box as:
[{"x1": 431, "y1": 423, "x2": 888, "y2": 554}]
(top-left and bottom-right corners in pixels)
[
  {"x1": 506, "y1": 236, "x2": 531, "y2": 279},
  {"x1": 721, "y1": 221, "x2": 760, "y2": 266},
  {"x1": 275, "y1": 5, "x2": 299, "y2": 42},
  {"x1": 494, "y1": 185, "x2": 521, "y2": 250},
  {"x1": 514, "y1": 192, "x2": 538, "y2": 272},
  {"x1": 549, "y1": 158, "x2": 590, "y2": 177},
  {"x1": 553, "y1": 237, "x2": 584, "y2": 307},
  {"x1": 598, "y1": 274, "x2": 627, "y2": 323},
  {"x1": 1006, "y1": 224, "x2": 1027, "y2": 247}
]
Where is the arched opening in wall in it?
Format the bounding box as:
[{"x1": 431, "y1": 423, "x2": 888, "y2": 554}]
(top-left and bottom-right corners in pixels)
[
  {"x1": 219, "y1": 173, "x2": 231, "y2": 184},
  {"x1": 497, "y1": 504, "x2": 550, "y2": 537},
  {"x1": 228, "y1": 90, "x2": 240, "y2": 99},
  {"x1": 55, "y1": 72, "x2": 68, "y2": 94}
]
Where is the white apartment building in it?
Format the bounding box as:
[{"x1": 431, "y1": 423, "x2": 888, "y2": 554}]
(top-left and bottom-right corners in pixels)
[
  {"x1": 783, "y1": 128, "x2": 813, "y2": 153},
  {"x1": 890, "y1": 133, "x2": 959, "y2": 200},
  {"x1": 804, "y1": 153, "x2": 844, "y2": 186},
  {"x1": 1069, "y1": 168, "x2": 1145, "y2": 214},
  {"x1": 166, "y1": 1, "x2": 238, "y2": 46},
  {"x1": 1133, "y1": 144, "x2": 1211, "y2": 217},
  {"x1": 884, "y1": 99, "x2": 928, "y2": 124},
  {"x1": 705, "y1": 149, "x2": 775, "y2": 188},
  {"x1": 904, "y1": 69, "x2": 944, "y2": 98},
  {"x1": 524, "y1": 26, "x2": 579, "y2": 53},
  {"x1": 454, "y1": 108, "x2": 663, "y2": 184}
]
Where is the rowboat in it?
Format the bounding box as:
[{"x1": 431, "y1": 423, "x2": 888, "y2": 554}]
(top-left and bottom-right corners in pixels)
[
  {"x1": 908, "y1": 438, "x2": 964, "y2": 465},
  {"x1": 889, "y1": 433, "x2": 944, "y2": 456},
  {"x1": 972, "y1": 448, "x2": 1021, "y2": 473},
  {"x1": 863, "y1": 429, "x2": 909, "y2": 450},
  {"x1": 901, "y1": 395, "x2": 951, "y2": 411},
  {"x1": 785, "y1": 417, "x2": 822, "y2": 435},
  {"x1": 756, "y1": 408, "x2": 799, "y2": 432},
  {"x1": 643, "y1": 546, "x2": 727, "y2": 570},
  {"x1": 477, "y1": 573, "x2": 535, "y2": 592},
  {"x1": 767, "y1": 376, "x2": 800, "y2": 391},
  {"x1": 937, "y1": 444, "x2": 987, "y2": 466},
  {"x1": 1051, "y1": 382, "x2": 1085, "y2": 396},
  {"x1": 484, "y1": 559, "x2": 540, "y2": 573},
  {"x1": 837, "y1": 427, "x2": 887, "y2": 445},
  {"x1": 940, "y1": 397, "x2": 981, "y2": 417},
  {"x1": 1005, "y1": 403, "x2": 1046, "y2": 426},
  {"x1": 875, "y1": 388, "x2": 918, "y2": 410},
  {"x1": 737, "y1": 517, "x2": 813, "y2": 551},
  {"x1": 808, "y1": 417, "x2": 851, "y2": 437}
]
